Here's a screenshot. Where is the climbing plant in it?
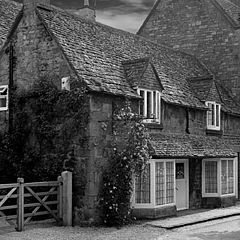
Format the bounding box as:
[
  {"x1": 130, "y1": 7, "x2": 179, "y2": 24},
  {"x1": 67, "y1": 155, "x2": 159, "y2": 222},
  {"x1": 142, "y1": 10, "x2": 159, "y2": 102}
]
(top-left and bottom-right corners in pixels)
[
  {"x1": 99, "y1": 101, "x2": 150, "y2": 226},
  {"x1": 0, "y1": 75, "x2": 89, "y2": 183}
]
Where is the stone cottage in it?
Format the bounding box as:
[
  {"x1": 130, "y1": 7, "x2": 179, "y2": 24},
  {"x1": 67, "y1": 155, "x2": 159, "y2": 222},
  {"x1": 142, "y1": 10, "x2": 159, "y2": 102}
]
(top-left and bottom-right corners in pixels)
[
  {"x1": 0, "y1": 0, "x2": 240, "y2": 223},
  {"x1": 138, "y1": 0, "x2": 240, "y2": 102}
]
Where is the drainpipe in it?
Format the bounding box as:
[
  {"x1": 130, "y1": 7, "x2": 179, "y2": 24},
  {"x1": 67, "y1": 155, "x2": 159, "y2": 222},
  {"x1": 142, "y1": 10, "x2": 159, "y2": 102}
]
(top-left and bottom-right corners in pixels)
[
  {"x1": 8, "y1": 42, "x2": 14, "y2": 134},
  {"x1": 186, "y1": 108, "x2": 190, "y2": 134}
]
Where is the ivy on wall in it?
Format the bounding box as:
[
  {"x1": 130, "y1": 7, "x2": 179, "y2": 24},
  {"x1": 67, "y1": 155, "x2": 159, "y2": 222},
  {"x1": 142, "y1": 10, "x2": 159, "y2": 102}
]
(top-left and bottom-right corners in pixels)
[
  {"x1": 0, "y1": 75, "x2": 89, "y2": 183},
  {"x1": 99, "y1": 102, "x2": 150, "y2": 226}
]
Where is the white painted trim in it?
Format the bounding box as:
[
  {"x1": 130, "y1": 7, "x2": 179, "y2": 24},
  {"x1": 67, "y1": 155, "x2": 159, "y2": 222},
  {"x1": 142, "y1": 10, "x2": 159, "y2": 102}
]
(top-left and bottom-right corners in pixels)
[
  {"x1": 206, "y1": 101, "x2": 221, "y2": 131},
  {"x1": 202, "y1": 158, "x2": 237, "y2": 198},
  {"x1": 137, "y1": 88, "x2": 161, "y2": 124},
  {"x1": 133, "y1": 159, "x2": 176, "y2": 209},
  {"x1": 175, "y1": 159, "x2": 189, "y2": 210},
  {"x1": 0, "y1": 85, "x2": 8, "y2": 111}
]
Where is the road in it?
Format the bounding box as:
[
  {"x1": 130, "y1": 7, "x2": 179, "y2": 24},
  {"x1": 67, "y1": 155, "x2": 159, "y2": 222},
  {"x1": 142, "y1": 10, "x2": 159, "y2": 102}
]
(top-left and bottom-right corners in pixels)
[{"x1": 1, "y1": 216, "x2": 240, "y2": 240}]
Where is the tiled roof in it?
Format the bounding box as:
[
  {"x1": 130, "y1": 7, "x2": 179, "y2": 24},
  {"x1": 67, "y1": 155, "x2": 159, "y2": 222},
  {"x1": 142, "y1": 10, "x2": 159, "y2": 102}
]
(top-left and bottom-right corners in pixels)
[
  {"x1": 0, "y1": 0, "x2": 22, "y2": 50},
  {"x1": 149, "y1": 133, "x2": 237, "y2": 158},
  {"x1": 217, "y1": 83, "x2": 240, "y2": 115},
  {"x1": 36, "y1": 5, "x2": 210, "y2": 108},
  {"x1": 213, "y1": 0, "x2": 240, "y2": 28},
  {"x1": 187, "y1": 77, "x2": 213, "y2": 101},
  {"x1": 122, "y1": 58, "x2": 164, "y2": 90},
  {"x1": 122, "y1": 58, "x2": 150, "y2": 89}
]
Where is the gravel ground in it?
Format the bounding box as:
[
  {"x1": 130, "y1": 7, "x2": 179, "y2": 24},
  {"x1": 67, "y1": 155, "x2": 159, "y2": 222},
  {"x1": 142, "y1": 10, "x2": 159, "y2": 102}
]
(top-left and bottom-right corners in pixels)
[{"x1": 0, "y1": 223, "x2": 167, "y2": 240}]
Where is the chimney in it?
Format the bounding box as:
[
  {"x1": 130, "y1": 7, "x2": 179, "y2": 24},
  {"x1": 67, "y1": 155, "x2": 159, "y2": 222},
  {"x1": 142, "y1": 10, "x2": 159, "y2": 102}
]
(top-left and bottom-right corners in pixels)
[
  {"x1": 23, "y1": 0, "x2": 51, "y2": 14},
  {"x1": 76, "y1": 0, "x2": 96, "y2": 21}
]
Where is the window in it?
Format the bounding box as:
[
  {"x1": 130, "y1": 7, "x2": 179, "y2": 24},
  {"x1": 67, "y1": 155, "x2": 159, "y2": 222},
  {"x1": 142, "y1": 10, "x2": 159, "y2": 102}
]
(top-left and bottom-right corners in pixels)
[
  {"x1": 137, "y1": 89, "x2": 161, "y2": 124},
  {"x1": 206, "y1": 101, "x2": 221, "y2": 130},
  {"x1": 135, "y1": 164, "x2": 151, "y2": 204},
  {"x1": 202, "y1": 158, "x2": 236, "y2": 197},
  {"x1": 61, "y1": 76, "x2": 70, "y2": 91},
  {"x1": 134, "y1": 159, "x2": 175, "y2": 208},
  {"x1": 0, "y1": 85, "x2": 8, "y2": 111}
]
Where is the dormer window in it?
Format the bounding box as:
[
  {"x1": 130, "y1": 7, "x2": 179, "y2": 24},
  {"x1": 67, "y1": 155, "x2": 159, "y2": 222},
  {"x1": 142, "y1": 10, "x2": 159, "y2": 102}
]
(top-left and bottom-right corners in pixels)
[
  {"x1": 137, "y1": 88, "x2": 161, "y2": 123},
  {"x1": 0, "y1": 85, "x2": 8, "y2": 111},
  {"x1": 206, "y1": 101, "x2": 221, "y2": 130}
]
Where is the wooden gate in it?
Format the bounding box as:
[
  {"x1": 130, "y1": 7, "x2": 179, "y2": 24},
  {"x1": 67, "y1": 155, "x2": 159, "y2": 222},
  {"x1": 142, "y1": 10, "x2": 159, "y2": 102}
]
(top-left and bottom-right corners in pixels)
[{"x1": 0, "y1": 171, "x2": 72, "y2": 232}]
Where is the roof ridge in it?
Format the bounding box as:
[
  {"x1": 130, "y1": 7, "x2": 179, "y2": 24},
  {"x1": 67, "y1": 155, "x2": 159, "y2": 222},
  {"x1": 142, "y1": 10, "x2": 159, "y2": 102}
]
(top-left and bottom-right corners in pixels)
[{"x1": 40, "y1": 2, "x2": 203, "y2": 63}]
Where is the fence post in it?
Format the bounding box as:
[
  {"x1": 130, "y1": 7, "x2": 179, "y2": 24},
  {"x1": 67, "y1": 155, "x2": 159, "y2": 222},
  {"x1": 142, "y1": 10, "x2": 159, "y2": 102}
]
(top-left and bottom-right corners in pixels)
[
  {"x1": 57, "y1": 176, "x2": 63, "y2": 221},
  {"x1": 62, "y1": 171, "x2": 72, "y2": 226},
  {"x1": 16, "y1": 178, "x2": 24, "y2": 232}
]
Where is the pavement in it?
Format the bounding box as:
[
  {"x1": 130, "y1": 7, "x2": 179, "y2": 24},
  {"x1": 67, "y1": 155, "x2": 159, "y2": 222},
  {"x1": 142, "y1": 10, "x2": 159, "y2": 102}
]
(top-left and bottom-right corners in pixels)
[{"x1": 146, "y1": 204, "x2": 240, "y2": 229}]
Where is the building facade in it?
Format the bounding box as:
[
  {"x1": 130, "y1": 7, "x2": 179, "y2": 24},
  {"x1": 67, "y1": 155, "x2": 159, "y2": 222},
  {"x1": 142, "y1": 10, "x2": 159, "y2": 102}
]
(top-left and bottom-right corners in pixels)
[{"x1": 0, "y1": 0, "x2": 240, "y2": 223}]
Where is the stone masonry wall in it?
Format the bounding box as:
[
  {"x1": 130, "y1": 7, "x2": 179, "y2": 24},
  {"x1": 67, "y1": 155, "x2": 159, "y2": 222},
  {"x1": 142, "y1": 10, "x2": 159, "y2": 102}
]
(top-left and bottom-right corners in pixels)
[
  {"x1": 189, "y1": 158, "x2": 202, "y2": 209},
  {"x1": 0, "y1": 51, "x2": 10, "y2": 132},
  {"x1": 139, "y1": 0, "x2": 240, "y2": 101},
  {"x1": 12, "y1": 9, "x2": 71, "y2": 90}
]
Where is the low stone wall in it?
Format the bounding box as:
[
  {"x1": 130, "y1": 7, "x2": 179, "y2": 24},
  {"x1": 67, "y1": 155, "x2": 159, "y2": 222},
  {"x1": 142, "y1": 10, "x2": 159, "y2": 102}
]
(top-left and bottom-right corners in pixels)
[
  {"x1": 132, "y1": 205, "x2": 177, "y2": 219},
  {"x1": 202, "y1": 196, "x2": 237, "y2": 208}
]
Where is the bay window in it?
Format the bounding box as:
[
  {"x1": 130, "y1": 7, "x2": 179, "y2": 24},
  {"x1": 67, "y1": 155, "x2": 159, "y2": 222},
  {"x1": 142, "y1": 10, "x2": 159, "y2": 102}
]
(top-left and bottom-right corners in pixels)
[
  {"x1": 134, "y1": 160, "x2": 175, "y2": 208},
  {"x1": 202, "y1": 158, "x2": 236, "y2": 197},
  {"x1": 138, "y1": 88, "x2": 161, "y2": 124},
  {"x1": 206, "y1": 101, "x2": 221, "y2": 130}
]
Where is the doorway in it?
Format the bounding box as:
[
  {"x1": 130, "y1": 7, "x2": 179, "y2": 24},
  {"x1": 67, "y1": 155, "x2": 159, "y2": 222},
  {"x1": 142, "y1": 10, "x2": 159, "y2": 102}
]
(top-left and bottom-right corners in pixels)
[{"x1": 176, "y1": 159, "x2": 189, "y2": 210}]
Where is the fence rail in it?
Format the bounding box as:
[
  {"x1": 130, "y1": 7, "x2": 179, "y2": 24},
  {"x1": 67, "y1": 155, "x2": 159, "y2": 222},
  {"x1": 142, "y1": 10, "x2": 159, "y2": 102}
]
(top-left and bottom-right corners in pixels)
[{"x1": 0, "y1": 171, "x2": 72, "y2": 232}]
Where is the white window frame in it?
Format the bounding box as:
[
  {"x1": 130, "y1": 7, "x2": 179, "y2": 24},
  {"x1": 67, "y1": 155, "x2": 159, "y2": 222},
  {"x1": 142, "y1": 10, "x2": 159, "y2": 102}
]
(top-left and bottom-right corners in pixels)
[
  {"x1": 206, "y1": 101, "x2": 221, "y2": 130},
  {"x1": 137, "y1": 88, "x2": 161, "y2": 124},
  {"x1": 133, "y1": 159, "x2": 176, "y2": 209},
  {"x1": 0, "y1": 85, "x2": 9, "y2": 111},
  {"x1": 202, "y1": 158, "x2": 237, "y2": 198}
]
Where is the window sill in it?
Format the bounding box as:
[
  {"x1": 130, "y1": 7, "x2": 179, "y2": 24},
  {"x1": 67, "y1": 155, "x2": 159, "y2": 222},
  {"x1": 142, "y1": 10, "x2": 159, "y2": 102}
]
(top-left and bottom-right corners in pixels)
[
  {"x1": 144, "y1": 122, "x2": 163, "y2": 130},
  {"x1": 206, "y1": 129, "x2": 223, "y2": 136}
]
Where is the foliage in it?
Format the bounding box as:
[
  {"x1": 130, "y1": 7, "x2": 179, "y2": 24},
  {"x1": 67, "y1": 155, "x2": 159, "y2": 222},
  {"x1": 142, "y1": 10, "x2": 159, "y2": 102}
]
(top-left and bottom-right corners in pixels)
[
  {"x1": 99, "y1": 102, "x2": 150, "y2": 226},
  {"x1": 0, "y1": 75, "x2": 88, "y2": 183}
]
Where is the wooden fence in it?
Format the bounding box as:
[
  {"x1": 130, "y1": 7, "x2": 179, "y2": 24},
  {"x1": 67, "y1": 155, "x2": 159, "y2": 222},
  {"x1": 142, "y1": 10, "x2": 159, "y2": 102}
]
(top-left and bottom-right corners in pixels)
[{"x1": 0, "y1": 171, "x2": 72, "y2": 232}]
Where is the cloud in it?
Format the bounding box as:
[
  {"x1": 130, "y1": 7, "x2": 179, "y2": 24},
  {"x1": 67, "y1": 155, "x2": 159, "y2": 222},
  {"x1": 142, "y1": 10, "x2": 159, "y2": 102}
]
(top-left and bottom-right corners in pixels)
[
  {"x1": 96, "y1": 10, "x2": 146, "y2": 33},
  {"x1": 14, "y1": 0, "x2": 156, "y2": 32}
]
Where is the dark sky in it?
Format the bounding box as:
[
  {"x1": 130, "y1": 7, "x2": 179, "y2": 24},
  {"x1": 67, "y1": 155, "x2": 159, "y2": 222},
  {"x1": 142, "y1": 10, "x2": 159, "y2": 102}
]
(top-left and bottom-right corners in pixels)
[{"x1": 14, "y1": 0, "x2": 156, "y2": 33}]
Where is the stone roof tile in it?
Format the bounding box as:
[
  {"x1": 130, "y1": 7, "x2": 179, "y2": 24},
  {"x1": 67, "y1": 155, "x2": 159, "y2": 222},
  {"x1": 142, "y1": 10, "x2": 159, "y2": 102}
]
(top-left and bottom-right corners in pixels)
[
  {"x1": 36, "y1": 6, "x2": 209, "y2": 107},
  {"x1": 150, "y1": 133, "x2": 237, "y2": 158},
  {"x1": 0, "y1": 0, "x2": 22, "y2": 49},
  {"x1": 213, "y1": 0, "x2": 240, "y2": 27}
]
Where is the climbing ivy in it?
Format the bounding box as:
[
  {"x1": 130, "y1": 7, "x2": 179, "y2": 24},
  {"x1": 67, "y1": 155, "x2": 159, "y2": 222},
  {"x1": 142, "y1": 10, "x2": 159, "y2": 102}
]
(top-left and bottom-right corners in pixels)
[
  {"x1": 99, "y1": 101, "x2": 150, "y2": 226},
  {"x1": 0, "y1": 75, "x2": 88, "y2": 183}
]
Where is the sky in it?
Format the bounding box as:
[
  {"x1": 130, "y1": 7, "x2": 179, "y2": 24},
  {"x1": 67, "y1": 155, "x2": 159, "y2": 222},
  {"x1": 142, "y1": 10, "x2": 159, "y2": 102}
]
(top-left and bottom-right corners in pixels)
[{"x1": 14, "y1": 0, "x2": 156, "y2": 33}]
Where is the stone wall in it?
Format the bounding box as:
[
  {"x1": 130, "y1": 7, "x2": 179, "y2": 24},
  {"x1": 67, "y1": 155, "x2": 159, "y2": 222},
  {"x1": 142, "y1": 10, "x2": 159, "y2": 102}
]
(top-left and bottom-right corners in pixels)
[
  {"x1": 12, "y1": 9, "x2": 71, "y2": 90},
  {"x1": 138, "y1": 0, "x2": 240, "y2": 101},
  {"x1": 189, "y1": 158, "x2": 202, "y2": 209}
]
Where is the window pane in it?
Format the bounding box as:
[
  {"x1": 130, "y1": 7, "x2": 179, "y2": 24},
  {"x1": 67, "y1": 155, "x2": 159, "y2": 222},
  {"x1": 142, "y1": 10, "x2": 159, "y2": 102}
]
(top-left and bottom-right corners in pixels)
[
  {"x1": 205, "y1": 161, "x2": 218, "y2": 193},
  {"x1": 207, "y1": 103, "x2": 213, "y2": 126},
  {"x1": 147, "y1": 91, "x2": 152, "y2": 118},
  {"x1": 139, "y1": 90, "x2": 144, "y2": 116},
  {"x1": 221, "y1": 160, "x2": 228, "y2": 195},
  {"x1": 211, "y1": 104, "x2": 215, "y2": 125},
  {"x1": 166, "y1": 162, "x2": 174, "y2": 204},
  {"x1": 0, "y1": 97, "x2": 7, "y2": 108},
  {"x1": 216, "y1": 105, "x2": 220, "y2": 127},
  {"x1": 228, "y1": 160, "x2": 234, "y2": 194},
  {"x1": 153, "y1": 91, "x2": 156, "y2": 119},
  {"x1": 156, "y1": 92, "x2": 160, "y2": 121},
  {"x1": 135, "y1": 164, "x2": 150, "y2": 203},
  {"x1": 176, "y1": 163, "x2": 184, "y2": 179},
  {"x1": 156, "y1": 162, "x2": 165, "y2": 205}
]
